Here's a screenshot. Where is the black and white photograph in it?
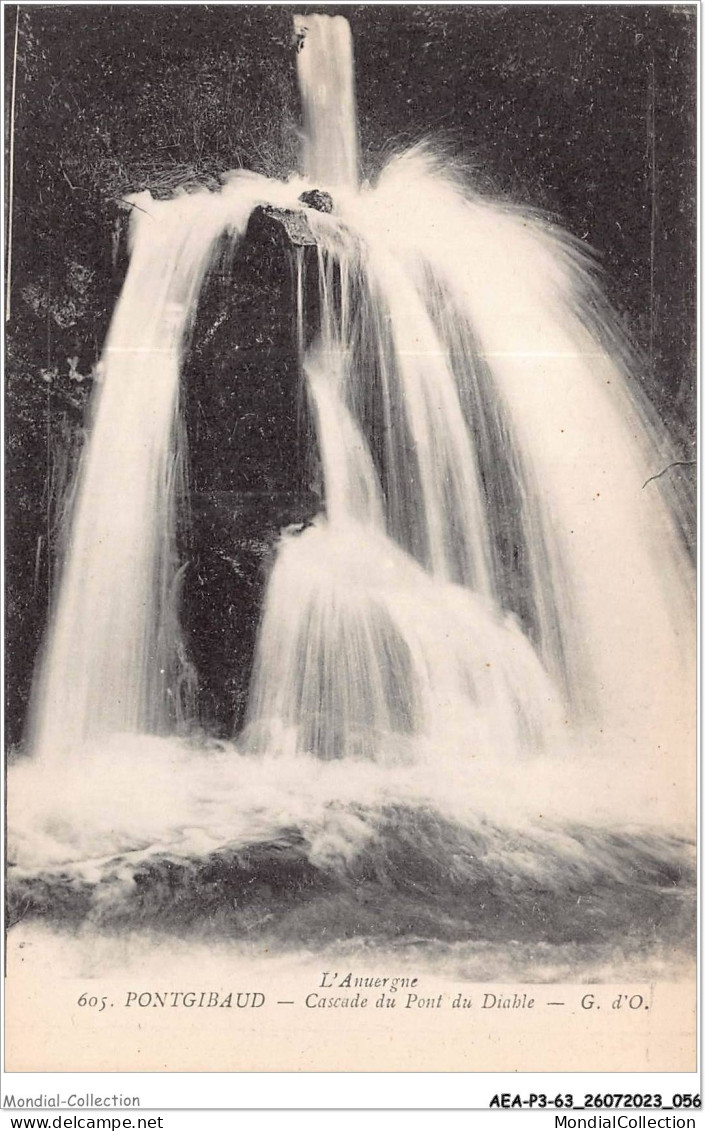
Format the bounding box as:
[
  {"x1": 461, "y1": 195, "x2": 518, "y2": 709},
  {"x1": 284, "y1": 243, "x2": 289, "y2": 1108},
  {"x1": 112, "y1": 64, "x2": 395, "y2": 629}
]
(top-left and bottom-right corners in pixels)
[{"x1": 3, "y1": 1, "x2": 697, "y2": 1075}]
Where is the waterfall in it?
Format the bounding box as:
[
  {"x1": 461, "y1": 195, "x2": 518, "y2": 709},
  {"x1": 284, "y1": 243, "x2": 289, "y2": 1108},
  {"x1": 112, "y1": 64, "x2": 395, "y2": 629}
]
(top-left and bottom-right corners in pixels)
[
  {"x1": 243, "y1": 21, "x2": 693, "y2": 766},
  {"x1": 307, "y1": 150, "x2": 694, "y2": 763},
  {"x1": 8, "y1": 15, "x2": 695, "y2": 981},
  {"x1": 23, "y1": 14, "x2": 693, "y2": 819},
  {"x1": 28, "y1": 174, "x2": 307, "y2": 761},
  {"x1": 294, "y1": 13, "x2": 359, "y2": 189},
  {"x1": 244, "y1": 239, "x2": 565, "y2": 762}
]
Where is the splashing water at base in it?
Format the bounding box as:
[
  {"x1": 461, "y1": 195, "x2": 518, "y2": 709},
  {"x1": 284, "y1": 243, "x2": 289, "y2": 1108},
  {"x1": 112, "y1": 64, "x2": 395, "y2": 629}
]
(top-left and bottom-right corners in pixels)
[{"x1": 7, "y1": 733, "x2": 695, "y2": 979}]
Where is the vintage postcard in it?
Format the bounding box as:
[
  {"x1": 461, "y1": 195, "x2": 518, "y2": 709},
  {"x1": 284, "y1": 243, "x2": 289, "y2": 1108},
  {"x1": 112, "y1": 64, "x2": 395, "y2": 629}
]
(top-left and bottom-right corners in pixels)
[{"x1": 3, "y1": 2, "x2": 697, "y2": 1077}]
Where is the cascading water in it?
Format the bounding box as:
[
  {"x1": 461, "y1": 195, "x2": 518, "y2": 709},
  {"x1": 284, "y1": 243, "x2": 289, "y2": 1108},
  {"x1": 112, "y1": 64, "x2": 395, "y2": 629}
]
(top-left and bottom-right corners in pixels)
[
  {"x1": 341, "y1": 158, "x2": 692, "y2": 750},
  {"x1": 244, "y1": 258, "x2": 565, "y2": 763},
  {"x1": 27, "y1": 174, "x2": 311, "y2": 762},
  {"x1": 10, "y1": 13, "x2": 695, "y2": 976},
  {"x1": 294, "y1": 14, "x2": 359, "y2": 189}
]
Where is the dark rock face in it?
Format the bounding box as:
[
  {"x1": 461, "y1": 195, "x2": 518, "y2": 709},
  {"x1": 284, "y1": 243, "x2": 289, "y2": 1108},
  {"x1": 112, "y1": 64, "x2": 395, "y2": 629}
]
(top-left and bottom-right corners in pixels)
[
  {"x1": 298, "y1": 189, "x2": 334, "y2": 214},
  {"x1": 247, "y1": 204, "x2": 316, "y2": 247},
  {"x1": 180, "y1": 218, "x2": 322, "y2": 737}
]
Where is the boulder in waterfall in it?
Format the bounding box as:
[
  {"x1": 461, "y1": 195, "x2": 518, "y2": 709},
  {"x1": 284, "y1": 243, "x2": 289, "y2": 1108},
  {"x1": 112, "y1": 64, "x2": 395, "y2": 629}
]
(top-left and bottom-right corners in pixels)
[{"x1": 298, "y1": 189, "x2": 333, "y2": 213}]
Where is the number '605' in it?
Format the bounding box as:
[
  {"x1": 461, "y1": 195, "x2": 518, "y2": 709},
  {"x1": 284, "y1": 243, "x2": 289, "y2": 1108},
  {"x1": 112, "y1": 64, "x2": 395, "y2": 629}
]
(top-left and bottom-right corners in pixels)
[{"x1": 77, "y1": 993, "x2": 107, "y2": 1011}]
